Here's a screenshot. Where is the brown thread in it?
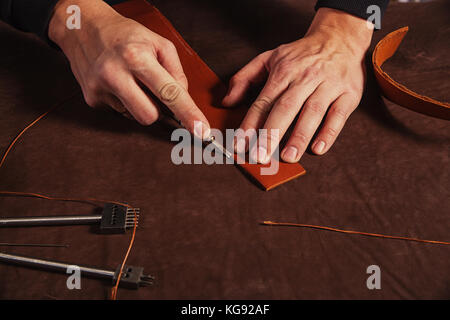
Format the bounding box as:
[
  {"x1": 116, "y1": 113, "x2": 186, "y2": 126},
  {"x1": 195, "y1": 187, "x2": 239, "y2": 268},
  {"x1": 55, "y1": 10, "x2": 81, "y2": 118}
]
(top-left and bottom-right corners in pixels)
[
  {"x1": 261, "y1": 221, "x2": 450, "y2": 246},
  {"x1": 0, "y1": 93, "x2": 137, "y2": 300}
]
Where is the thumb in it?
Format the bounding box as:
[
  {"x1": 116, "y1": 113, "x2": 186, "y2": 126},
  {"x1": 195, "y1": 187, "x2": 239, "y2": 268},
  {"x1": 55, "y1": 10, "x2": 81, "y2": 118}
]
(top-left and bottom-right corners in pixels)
[{"x1": 222, "y1": 51, "x2": 271, "y2": 107}]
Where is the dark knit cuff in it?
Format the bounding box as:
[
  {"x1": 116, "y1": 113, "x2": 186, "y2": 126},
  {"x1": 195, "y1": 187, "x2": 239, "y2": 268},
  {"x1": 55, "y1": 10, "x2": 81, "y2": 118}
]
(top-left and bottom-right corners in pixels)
[{"x1": 315, "y1": 0, "x2": 389, "y2": 29}]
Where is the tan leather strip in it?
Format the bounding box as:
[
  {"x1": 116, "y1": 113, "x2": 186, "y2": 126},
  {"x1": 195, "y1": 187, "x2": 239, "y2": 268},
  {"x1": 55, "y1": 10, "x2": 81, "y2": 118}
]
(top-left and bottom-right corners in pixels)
[
  {"x1": 113, "y1": 0, "x2": 306, "y2": 190},
  {"x1": 372, "y1": 26, "x2": 450, "y2": 120}
]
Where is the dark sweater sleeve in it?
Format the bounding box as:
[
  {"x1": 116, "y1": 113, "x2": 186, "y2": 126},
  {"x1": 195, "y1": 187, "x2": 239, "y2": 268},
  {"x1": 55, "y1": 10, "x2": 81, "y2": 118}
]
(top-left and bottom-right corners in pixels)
[
  {"x1": 0, "y1": 0, "x2": 125, "y2": 41},
  {"x1": 315, "y1": 0, "x2": 390, "y2": 29},
  {"x1": 0, "y1": 0, "x2": 59, "y2": 39}
]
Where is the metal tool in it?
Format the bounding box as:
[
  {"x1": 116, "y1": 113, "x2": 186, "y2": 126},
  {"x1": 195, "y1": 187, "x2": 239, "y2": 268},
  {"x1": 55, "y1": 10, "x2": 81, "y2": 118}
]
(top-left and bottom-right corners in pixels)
[
  {"x1": 0, "y1": 243, "x2": 68, "y2": 248},
  {"x1": 162, "y1": 109, "x2": 232, "y2": 159},
  {"x1": 204, "y1": 135, "x2": 233, "y2": 159},
  {"x1": 0, "y1": 252, "x2": 154, "y2": 289},
  {"x1": 0, "y1": 203, "x2": 139, "y2": 234}
]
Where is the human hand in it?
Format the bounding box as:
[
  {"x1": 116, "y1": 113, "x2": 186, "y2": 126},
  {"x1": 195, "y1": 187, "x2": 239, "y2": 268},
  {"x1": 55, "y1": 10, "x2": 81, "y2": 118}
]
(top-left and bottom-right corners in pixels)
[
  {"x1": 223, "y1": 8, "x2": 374, "y2": 163},
  {"x1": 49, "y1": 0, "x2": 210, "y2": 138}
]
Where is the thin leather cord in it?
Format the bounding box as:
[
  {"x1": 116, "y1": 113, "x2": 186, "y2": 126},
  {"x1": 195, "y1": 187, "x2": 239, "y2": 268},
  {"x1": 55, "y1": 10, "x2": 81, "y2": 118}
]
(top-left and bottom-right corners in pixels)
[
  {"x1": 262, "y1": 221, "x2": 450, "y2": 246},
  {"x1": 0, "y1": 108, "x2": 55, "y2": 169},
  {"x1": 0, "y1": 93, "x2": 137, "y2": 300}
]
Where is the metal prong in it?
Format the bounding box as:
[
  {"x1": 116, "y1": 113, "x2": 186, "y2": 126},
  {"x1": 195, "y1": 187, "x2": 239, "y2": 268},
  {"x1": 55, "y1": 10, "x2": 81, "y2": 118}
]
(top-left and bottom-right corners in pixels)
[
  {"x1": 205, "y1": 136, "x2": 233, "y2": 159},
  {"x1": 140, "y1": 275, "x2": 155, "y2": 286},
  {"x1": 126, "y1": 208, "x2": 140, "y2": 213}
]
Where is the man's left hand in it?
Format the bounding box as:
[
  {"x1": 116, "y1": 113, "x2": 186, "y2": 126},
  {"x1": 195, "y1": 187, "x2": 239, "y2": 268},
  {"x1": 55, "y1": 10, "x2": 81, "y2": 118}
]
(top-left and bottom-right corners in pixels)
[{"x1": 223, "y1": 8, "x2": 374, "y2": 163}]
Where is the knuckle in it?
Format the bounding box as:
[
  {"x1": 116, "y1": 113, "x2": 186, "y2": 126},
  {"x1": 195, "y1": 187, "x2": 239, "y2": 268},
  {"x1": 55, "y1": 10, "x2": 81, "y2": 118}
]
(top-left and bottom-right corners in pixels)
[
  {"x1": 301, "y1": 65, "x2": 321, "y2": 82},
  {"x1": 271, "y1": 48, "x2": 282, "y2": 60},
  {"x1": 324, "y1": 126, "x2": 338, "y2": 138},
  {"x1": 275, "y1": 61, "x2": 293, "y2": 78},
  {"x1": 268, "y1": 74, "x2": 288, "y2": 91},
  {"x1": 121, "y1": 44, "x2": 144, "y2": 66},
  {"x1": 306, "y1": 100, "x2": 325, "y2": 114},
  {"x1": 277, "y1": 97, "x2": 295, "y2": 113},
  {"x1": 348, "y1": 82, "x2": 364, "y2": 94},
  {"x1": 273, "y1": 45, "x2": 288, "y2": 58},
  {"x1": 229, "y1": 74, "x2": 242, "y2": 86},
  {"x1": 258, "y1": 130, "x2": 280, "y2": 149},
  {"x1": 137, "y1": 110, "x2": 158, "y2": 126},
  {"x1": 251, "y1": 96, "x2": 272, "y2": 115},
  {"x1": 331, "y1": 107, "x2": 349, "y2": 120},
  {"x1": 290, "y1": 131, "x2": 308, "y2": 147},
  {"x1": 83, "y1": 93, "x2": 98, "y2": 108},
  {"x1": 97, "y1": 61, "x2": 116, "y2": 84},
  {"x1": 259, "y1": 130, "x2": 277, "y2": 141},
  {"x1": 85, "y1": 78, "x2": 99, "y2": 95},
  {"x1": 183, "y1": 108, "x2": 203, "y2": 125},
  {"x1": 159, "y1": 82, "x2": 183, "y2": 104},
  {"x1": 177, "y1": 73, "x2": 188, "y2": 87},
  {"x1": 161, "y1": 39, "x2": 176, "y2": 51},
  {"x1": 257, "y1": 51, "x2": 270, "y2": 61}
]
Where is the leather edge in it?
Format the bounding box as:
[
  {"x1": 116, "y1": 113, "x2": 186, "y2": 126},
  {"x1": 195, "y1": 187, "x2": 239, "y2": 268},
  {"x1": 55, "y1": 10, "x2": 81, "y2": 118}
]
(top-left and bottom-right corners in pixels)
[{"x1": 372, "y1": 27, "x2": 450, "y2": 120}]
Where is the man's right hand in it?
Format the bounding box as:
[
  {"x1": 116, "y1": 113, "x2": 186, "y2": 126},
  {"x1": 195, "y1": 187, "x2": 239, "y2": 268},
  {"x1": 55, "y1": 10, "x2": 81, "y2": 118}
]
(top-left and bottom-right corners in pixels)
[{"x1": 49, "y1": 0, "x2": 211, "y2": 139}]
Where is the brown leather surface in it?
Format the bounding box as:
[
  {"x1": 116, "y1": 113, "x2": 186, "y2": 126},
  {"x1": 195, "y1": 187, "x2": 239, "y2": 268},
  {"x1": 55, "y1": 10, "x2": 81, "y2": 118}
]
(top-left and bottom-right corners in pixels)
[
  {"x1": 373, "y1": 26, "x2": 450, "y2": 120},
  {"x1": 0, "y1": 0, "x2": 449, "y2": 299}
]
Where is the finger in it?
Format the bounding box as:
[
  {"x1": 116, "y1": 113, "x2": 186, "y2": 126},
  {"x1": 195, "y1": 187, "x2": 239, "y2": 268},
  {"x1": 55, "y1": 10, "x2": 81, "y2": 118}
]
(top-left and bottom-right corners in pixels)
[
  {"x1": 103, "y1": 94, "x2": 126, "y2": 113},
  {"x1": 222, "y1": 51, "x2": 271, "y2": 107},
  {"x1": 103, "y1": 94, "x2": 136, "y2": 120},
  {"x1": 310, "y1": 93, "x2": 359, "y2": 155},
  {"x1": 236, "y1": 68, "x2": 293, "y2": 154},
  {"x1": 251, "y1": 75, "x2": 322, "y2": 163},
  {"x1": 133, "y1": 58, "x2": 210, "y2": 139},
  {"x1": 156, "y1": 40, "x2": 189, "y2": 90},
  {"x1": 280, "y1": 83, "x2": 341, "y2": 163},
  {"x1": 103, "y1": 70, "x2": 161, "y2": 125},
  {"x1": 236, "y1": 65, "x2": 295, "y2": 155}
]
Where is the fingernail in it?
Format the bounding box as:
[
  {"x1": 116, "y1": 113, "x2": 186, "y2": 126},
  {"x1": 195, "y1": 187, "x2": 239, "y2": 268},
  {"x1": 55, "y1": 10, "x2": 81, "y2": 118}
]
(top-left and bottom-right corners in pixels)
[
  {"x1": 282, "y1": 146, "x2": 298, "y2": 162},
  {"x1": 235, "y1": 137, "x2": 246, "y2": 153},
  {"x1": 250, "y1": 146, "x2": 267, "y2": 162},
  {"x1": 313, "y1": 140, "x2": 325, "y2": 154},
  {"x1": 194, "y1": 122, "x2": 211, "y2": 140},
  {"x1": 251, "y1": 146, "x2": 268, "y2": 164},
  {"x1": 223, "y1": 87, "x2": 232, "y2": 101}
]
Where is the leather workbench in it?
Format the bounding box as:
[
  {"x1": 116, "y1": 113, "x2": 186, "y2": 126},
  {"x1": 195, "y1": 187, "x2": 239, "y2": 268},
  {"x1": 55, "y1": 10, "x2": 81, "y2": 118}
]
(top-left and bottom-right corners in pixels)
[{"x1": 0, "y1": 0, "x2": 448, "y2": 299}]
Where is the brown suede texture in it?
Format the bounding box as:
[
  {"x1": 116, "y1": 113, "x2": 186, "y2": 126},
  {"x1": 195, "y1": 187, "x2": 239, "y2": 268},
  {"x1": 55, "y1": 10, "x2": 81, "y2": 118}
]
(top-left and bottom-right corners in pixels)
[{"x1": 0, "y1": 0, "x2": 448, "y2": 299}]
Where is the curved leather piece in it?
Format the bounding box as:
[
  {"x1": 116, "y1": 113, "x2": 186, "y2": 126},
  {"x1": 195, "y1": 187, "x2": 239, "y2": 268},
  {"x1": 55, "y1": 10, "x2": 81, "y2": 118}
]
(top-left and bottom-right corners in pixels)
[
  {"x1": 113, "y1": 0, "x2": 306, "y2": 191},
  {"x1": 372, "y1": 26, "x2": 450, "y2": 120}
]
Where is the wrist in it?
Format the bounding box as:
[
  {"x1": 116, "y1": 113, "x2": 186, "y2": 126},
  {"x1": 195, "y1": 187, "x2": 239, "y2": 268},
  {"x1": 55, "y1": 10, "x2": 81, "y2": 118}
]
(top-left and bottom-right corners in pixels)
[
  {"x1": 48, "y1": 0, "x2": 117, "y2": 51},
  {"x1": 307, "y1": 8, "x2": 373, "y2": 57}
]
